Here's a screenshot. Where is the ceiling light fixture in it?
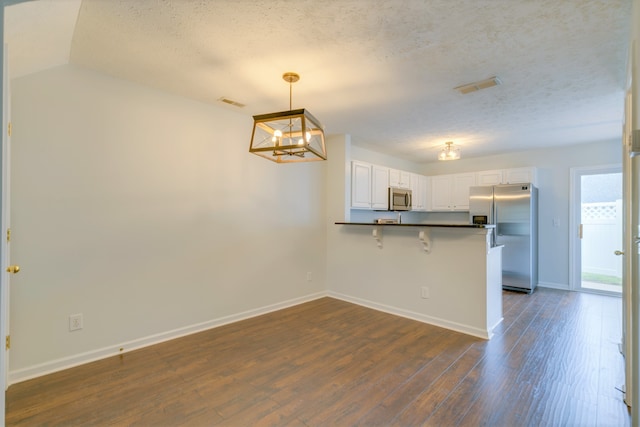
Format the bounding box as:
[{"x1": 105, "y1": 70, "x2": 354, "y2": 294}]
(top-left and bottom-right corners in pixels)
[
  {"x1": 249, "y1": 72, "x2": 326, "y2": 163},
  {"x1": 438, "y1": 141, "x2": 461, "y2": 161},
  {"x1": 454, "y1": 76, "x2": 502, "y2": 94}
]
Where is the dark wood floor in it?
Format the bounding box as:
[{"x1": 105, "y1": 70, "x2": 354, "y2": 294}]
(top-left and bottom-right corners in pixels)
[{"x1": 6, "y1": 288, "x2": 630, "y2": 426}]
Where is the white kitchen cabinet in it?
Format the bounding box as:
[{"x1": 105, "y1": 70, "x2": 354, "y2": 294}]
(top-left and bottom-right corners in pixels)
[
  {"x1": 411, "y1": 173, "x2": 429, "y2": 211},
  {"x1": 389, "y1": 169, "x2": 412, "y2": 189},
  {"x1": 476, "y1": 167, "x2": 538, "y2": 186},
  {"x1": 430, "y1": 175, "x2": 452, "y2": 211},
  {"x1": 351, "y1": 161, "x2": 389, "y2": 210},
  {"x1": 504, "y1": 167, "x2": 537, "y2": 185},
  {"x1": 423, "y1": 176, "x2": 432, "y2": 211},
  {"x1": 351, "y1": 161, "x2": 372, "y2": 209},
  {"x1": 477, "y1": 170, "x2": 504, "y2": 186},
  {"x1": 371, "y1": 165, "x2": 390, "y2": 209},
  {"x1": 430, "y1": 173, "x2": 476, "y2": 211},
  {"x1": 451, "y1": 173, "x2": 476, "y2": 210}
]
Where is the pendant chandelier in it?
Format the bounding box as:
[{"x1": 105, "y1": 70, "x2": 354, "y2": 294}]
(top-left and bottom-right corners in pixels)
[
  {"x1": 438, "y1": 141, "x2": 461, "y2": 161},
  {"x1": 249, "y1": 72, "x2": 326, "y2": 163}
]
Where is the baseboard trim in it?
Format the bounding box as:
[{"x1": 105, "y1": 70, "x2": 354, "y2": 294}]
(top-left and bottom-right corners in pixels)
[
  {"x1": 8, "y1": 291, "x2": 327, "y2": 385},
  {"x1": 327, "y1": 291, "x2": 492, "y2": 340},
  {"x1": 537, "y1": 281, "x2": 570, "y2": 291},
  {"x1": 9, "y1": 290, "x2": 498, "y2": 384},
  {"x1": 489, "y1": 317, "x2": 504, "y2": 339}
]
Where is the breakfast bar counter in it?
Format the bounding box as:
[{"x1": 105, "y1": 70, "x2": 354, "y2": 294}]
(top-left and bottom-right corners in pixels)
[
  {"x1": 330, "y1": 221, "x2": 503, "y2": 339},
  {"x1": 335, "y1": 222, "x2": 496, "y2": 252},
  {"x1": 335, "y1": 222, "x2": 495, "y2": 228}
]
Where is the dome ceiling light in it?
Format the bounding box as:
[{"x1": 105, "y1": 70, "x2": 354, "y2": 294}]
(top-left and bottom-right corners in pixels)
[{"x1": 438, "y1": 141, "x2": 461, "y2": 161}]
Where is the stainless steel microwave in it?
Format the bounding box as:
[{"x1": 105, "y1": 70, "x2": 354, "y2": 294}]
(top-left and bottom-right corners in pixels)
[{"x1": 389, "y1": 187, "x2": 412, "y2": 211}]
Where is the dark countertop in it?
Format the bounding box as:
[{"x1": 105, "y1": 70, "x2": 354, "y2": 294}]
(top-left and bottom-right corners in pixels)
[{"x1": 335, "y1": 222, "x2": 495, "y2": 228}]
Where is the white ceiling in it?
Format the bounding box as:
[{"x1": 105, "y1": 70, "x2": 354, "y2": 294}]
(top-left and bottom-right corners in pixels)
[{"x1": 5, "y1": 0, "x2": 632, "y2": 163}]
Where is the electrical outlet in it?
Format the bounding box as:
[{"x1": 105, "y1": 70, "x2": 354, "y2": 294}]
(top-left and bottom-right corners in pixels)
[
  {"x1": 421, "y1": 287, "x2": 430, "y2": 299},
  {"x1": 306, "y1": 272, "x2": 312, "y2": 282},
  {"x1": 69, "y1": 314, "x2": 83, "y2": 332}
]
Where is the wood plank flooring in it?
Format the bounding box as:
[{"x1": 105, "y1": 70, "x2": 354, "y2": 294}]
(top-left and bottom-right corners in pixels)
[{"x1": 6, "y1": 288, "x2": 630, "y2": 426}]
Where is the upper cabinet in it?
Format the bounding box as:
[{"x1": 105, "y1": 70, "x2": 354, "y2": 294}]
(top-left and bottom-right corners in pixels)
[
  {"x1": 476, "y1": 169, "x2": 504, "y2": 186},
  {"x1": 477, "y1": 167, "x2": 538, "y2": 186},
  {"x1": 351, "y1": 161, "x2": 431, "y2": 211},
  {"x1": 504, "y1": 167, "x2": 537, "y2": 185},
  {"x1": 371, "y1": 164, "x2": 390, "y2": 209},
  {"x1": 351, "y1": 161, "x2": 372, "y2": 209},
  {"x1": 351, "y1": 159, "x2": 537, "y2": 213},
  {"x1": 351, "y1": 161, "x2": 389, "y2": 210},
  {"x1": 451, "y1": 173, "x2": 477, "y2": 209},
  {"x1": 389, "y1": 169, "x2": 412, "y2": 189},
  {"x1": 430, "y1": 172, "x2": 477, "y2": 211},
  {"x1": 411, "y1": 173, "x2": 430, "y2": 212}
]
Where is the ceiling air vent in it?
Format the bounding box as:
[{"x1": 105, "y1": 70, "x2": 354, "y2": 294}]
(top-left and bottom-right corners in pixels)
[
  {"x1": 454, "y1": 76, "x2": 502, "y2": 94},
  {"x1": 218, "y1": 97, "x2": 246, "y2": 108}
]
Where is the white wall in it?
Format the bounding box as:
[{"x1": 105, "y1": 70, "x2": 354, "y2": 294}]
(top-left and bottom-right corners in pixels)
[{"x1": 9, "y1": 65, "x2": 327, "y2": 380}]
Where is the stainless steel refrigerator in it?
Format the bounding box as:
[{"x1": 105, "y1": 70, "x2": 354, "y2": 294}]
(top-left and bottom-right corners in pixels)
[{"x1": 469, "y1": 184, "x2": 538, "y2": 293}]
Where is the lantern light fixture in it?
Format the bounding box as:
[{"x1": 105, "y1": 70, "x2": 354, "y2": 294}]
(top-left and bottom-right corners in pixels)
[{"x1": 249, "y1": 72, "x2": 326, "y2": 163}]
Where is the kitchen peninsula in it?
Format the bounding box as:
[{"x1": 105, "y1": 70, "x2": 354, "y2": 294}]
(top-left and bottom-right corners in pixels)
[{"x1": 332, "y1": 222, "x2": 503, "y2": 339}]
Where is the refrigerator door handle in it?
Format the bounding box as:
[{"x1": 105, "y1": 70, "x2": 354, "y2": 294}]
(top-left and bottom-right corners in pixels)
[{"x1": 579, "y1": 224, "x2": 583, "y2": 239}]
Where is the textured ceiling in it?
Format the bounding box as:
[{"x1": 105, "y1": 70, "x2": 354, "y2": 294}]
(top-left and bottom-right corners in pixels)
[{"x1": 6, "y1": 0, "x2": 633, "y2": 163}]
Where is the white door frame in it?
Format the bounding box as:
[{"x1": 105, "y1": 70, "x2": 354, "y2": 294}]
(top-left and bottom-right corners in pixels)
[
  {"x1": 569, "y1": 164, "x2": 623, "y2": 294},
  {"x1": 0, "y1": 4, "x2": 8, "y2": 420},
  {"x1": 0, "y1": 2, "x2": 28, "y2": 421},
  {"x1": 622, "y1": 89, "x2": 633, "y2": 410}
]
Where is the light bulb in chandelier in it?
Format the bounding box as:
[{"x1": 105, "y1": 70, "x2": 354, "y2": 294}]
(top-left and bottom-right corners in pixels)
[{"x1": 272, "y1": 129, "x2": 283, "y2": 143}]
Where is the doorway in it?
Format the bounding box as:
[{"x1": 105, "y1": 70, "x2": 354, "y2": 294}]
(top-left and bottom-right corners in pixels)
[{"x1": 571, "y1": 165, "x2": 623, "y2": 295}]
